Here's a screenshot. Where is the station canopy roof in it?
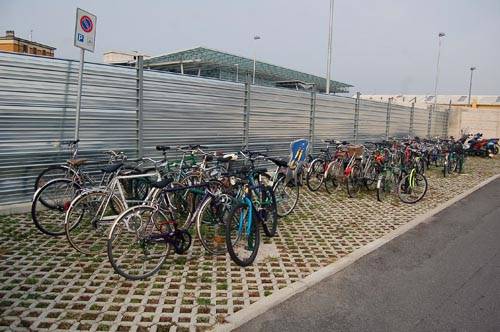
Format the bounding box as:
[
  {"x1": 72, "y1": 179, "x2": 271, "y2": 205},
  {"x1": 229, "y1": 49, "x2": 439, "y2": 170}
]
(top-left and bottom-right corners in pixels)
[{"x1": 143, "y1": 46, "x2": 352, "y2": 93}]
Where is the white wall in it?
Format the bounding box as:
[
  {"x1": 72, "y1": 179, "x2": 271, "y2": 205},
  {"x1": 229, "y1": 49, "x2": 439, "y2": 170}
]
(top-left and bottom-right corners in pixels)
[{"x1": 448, "y1": 108, "x2": 500, "y2": 138}]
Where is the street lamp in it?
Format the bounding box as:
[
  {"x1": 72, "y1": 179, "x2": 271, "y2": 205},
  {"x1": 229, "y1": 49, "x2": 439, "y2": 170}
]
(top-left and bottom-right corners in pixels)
[
  {"x1": 252, "y1": 35, "x2": 260, "y2": 84},
  {"x1": 325, "y1": 0, "x2": 335, "y2": 94},
  {"x1": 467, "y1": 66, "x2": 476, "y2": 106},
  {"x1": 235, "y1": 64, "x2": 239, "y2": 82},
  {"x1": 432, "y1": 32, "x2": 445, "y2": 113}
]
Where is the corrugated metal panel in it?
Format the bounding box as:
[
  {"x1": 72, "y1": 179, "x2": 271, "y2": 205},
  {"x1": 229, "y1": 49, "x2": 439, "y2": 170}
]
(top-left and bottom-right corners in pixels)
[
  {"x1": 0, "y1": 52, "x2": 138, "y2": 205},
  {"x1": 358, "y1": 99, "x2": 386, "y2": 141},
  {"x1": 390, "y1": 104, "x2": 411, "y2": 138},
  {"x1": 315, "y1": 94, "x2": 355, "y2": 147},
  {"x1": 249, "y1": 85, "x2": 311, "y2": 156},
  {"x1": 0, "y1": 52, "x2": 449, "y2": 206},
  {"x1": 141, "y1": 69, "x2": 246, "y2": 159},
  {"x1": 413, "y1": 107, "x2": 429, "y2": 137}
]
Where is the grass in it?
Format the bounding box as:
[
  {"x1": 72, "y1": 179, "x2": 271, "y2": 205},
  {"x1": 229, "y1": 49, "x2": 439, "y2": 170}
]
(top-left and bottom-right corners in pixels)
[
  {"x1": 25, "y1": 277, "x2": 38, "y2": 285},
  {"x1": 216, "y1": 282, "x2": 228, "y2": 291},
  {"x1": 196, "y1": 297, "x2": 211, "y2": 306}
]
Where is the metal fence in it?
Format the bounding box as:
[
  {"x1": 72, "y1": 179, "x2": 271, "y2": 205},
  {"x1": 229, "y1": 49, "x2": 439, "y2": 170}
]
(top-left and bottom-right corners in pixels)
[{"x1": 0, "y1": 52, "x2": 449, "y2": 205}]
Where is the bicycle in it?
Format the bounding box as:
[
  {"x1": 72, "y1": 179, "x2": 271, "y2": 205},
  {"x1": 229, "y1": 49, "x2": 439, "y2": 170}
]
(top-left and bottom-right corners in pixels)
[{"x1": 224, "y1": 149, "x2": 278, "y2": 266}]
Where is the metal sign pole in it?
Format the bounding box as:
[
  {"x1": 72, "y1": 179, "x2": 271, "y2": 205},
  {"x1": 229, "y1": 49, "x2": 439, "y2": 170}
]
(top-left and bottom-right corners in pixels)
[{"x1": 74, "y1": 48, "x2": 85, "y2": 141}]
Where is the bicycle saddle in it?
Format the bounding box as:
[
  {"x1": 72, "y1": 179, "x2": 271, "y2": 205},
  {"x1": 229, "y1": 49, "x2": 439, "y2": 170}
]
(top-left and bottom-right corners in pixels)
[
  {"x1": 67, "y1": 159, "x2": 88, "y2": 167},
  {"x1": 156, "y1": 145, "x2": 171, "y2": 151},
  {"x1": 101, "y1": 162, "x2": 123, "y2": 173},
  {"x1": 150, "y1": 177, "x2": 173, "y2": 189},
  {"x1": 268, "y1": 157, "x2": 288, "y2": 168}
]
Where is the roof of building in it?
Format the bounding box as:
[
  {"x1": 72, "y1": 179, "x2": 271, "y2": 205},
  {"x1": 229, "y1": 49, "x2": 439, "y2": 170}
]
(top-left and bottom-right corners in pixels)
[
  {"x1": 143, "y1": 46, "x2": 352, "y2": 93},
  {"x1": 0, "y1": 31, "x2": 56, "y2": 50},
  {"x1": 358, "y1": 94, "x2": 500, "y2": 106}
]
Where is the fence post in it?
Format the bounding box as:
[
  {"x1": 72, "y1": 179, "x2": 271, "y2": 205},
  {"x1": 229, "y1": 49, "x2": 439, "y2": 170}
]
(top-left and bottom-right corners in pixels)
[
  {"x1": 136, "y1": 55, "x2": 144, "y2": 158},
  {"x1": 385, "y1": 97, "x2": 393, "y2": 140},
  {"x1": 243, "y1": 75, "x2": 251, "y2": 147},
  {"x1": 409, "y1": 102, "x2": 415, "y2": 137},
  {"x1": 445, "y1": 101, "x2": 451, "y2": 138},
  {"x1": 309, "y1": 87, "x2": 316, "y2": 153},
  {"x1": 427, "y1": 104, "x2": 433, "y2": 139},
  {"x1": 353, "y1": 92, "x2": 360, "y2": 143}
]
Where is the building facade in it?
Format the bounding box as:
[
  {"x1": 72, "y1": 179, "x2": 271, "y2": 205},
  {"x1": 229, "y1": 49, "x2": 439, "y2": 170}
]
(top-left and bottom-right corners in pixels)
[
  {"x1": 359, "y1": 94, "x2": 500, "y2": 111},
  {"x1": 104, "y1": 47, "x2": 352, "y2": 94},
  {"x1": 0, "y1": 30, "x2": 55, "y2": 57}
]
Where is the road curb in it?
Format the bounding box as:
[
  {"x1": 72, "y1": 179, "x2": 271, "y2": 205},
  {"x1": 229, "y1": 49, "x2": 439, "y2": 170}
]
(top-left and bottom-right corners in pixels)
[
  {"x1": 213, "y1": 173, "x2": 500, "y2": 332},
  {"x1": 0, "y1": 202, "x2": 31, "y2": 216}
]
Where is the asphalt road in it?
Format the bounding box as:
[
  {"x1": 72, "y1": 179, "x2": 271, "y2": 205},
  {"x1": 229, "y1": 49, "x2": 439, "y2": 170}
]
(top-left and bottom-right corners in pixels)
[{"x1": 237, "y1": 178, "x2": 500, "y2": 332}]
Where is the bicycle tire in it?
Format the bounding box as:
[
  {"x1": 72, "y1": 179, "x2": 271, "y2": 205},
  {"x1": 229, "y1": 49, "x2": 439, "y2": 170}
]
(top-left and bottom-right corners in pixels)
[
  {"x1": 306, "y1": 159, "x2": 325, "y2": 191},
  {"x1": 108, "y1": 205, "x2": 172, "y2": 280},
  {"x1": 397, "y1": 172, "x2": 428, "y2": 204},
  {"x1": 34, "y1": 164, "x2": 74, "y2": 191},
  {"x1": 273, "y1": 173, "x2": 299, "y2": 217},
  {"x1": 346, "y1": 164, "x2": 362, "y2": 198},
  {"x1": 376, "y1": 172, "x2": 394, "y2": 202},
  {"x1": 325, "y1": 161, "x2": 341, "y2": 194},
  {"x1": 261, "y1": 186, "x2": 278, "y2": 237},
  {"x1": 65, "y1": 190, "x2": 125, "y2": 255},
  {"x1": 31, "y1": 178, "x2": 81, "y2": 236},
  {"x1": 225, "y1": 201, "x2": 260, "y2": 267},
  {"x1": 196, "y1": 194, "x2": 230, "y2": 255}
]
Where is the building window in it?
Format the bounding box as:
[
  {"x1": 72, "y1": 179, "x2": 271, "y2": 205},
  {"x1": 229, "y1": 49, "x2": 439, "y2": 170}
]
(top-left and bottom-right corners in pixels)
[
  {"x1": 42, "y1": 50, "x2": 46, "y2": 56},
  {"x1": 32, "y1": 47, "x2": 37, "y2": 54}
]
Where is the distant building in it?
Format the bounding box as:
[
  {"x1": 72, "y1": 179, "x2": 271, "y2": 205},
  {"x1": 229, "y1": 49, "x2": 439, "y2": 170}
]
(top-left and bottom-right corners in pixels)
[
  {"x1": 0, "y1": 30, "x2": 55, "y2": 57},
  {"x1": 104, "y1": 46, "x2": 352, "y2": 94},
  {"x1": 103, "y1": 51, "x2": 151, "y2": 65},
  {"x1": 359, "y1": 94, "x2": 500, "y2": 111}
]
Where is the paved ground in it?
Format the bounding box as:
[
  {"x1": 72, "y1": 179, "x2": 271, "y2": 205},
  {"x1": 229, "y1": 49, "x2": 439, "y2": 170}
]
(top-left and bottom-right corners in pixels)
[
  {"x1": 0, "y1": 157, "x2": 499, "y2": 331},
  {"x1": 237, "y1": 178, "x2": 500, "y2": 332}
]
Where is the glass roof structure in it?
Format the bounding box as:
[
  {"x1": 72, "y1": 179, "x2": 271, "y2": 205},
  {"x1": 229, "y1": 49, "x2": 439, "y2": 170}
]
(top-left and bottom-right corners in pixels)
[{"x1": 143, "y1": 47, "x2": 352, "y2": 93}]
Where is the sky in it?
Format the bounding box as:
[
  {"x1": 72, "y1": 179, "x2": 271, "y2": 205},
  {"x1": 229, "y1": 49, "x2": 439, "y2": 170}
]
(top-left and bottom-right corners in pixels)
[{"x1": 1, "y1": 0, "x2": 499, "y2": 95}]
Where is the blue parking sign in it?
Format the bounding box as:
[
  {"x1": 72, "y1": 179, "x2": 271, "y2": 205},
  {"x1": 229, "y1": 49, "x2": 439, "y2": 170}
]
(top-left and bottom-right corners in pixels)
[{"x1": 77, "y1": 33, "x2": 84, "y2": 42}]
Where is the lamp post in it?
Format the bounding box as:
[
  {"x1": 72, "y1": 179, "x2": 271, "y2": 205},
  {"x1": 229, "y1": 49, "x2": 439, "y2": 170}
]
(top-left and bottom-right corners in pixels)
[
  {"x1": 252, "y1": 35, "x2": 260, "y2": 84},
  {"x1": 467, "y1": 66, "x2": 476, "y2": 106},
  {"x1": 325, "y1": 0, "x2": 335, "y2": 94},
  {"x1": 432, "y1": 32, "x2": 445, "y2": 113},
  {"x1": 235, "y1": 64, "x2": 239, "y2": 82}
]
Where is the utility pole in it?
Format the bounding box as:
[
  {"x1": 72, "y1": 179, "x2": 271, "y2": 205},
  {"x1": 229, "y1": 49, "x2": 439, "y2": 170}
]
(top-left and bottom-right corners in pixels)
[
  {"x1": 325, "y1": 0, "x2": 335, "y2": 94},
  {"x1": 432, "y1": 32, "x2": 446, "y2": 114},
  {"x1": 252, "y1": 35, "x2": 261, "y2": 84},
  {"x1": 467, "y1": 66, "x2": 476, "y2": 106}
]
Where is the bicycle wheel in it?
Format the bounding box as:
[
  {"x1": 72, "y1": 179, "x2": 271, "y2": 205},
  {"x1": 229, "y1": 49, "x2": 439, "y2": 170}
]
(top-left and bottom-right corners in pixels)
[
  {"x1": 65, "y1": 190, "x2": 125, "y2": 255},
  {"x1": 346, "y1": 164, "x2": 362, "y2": 198},
  {"x1": 325, "y1": 162, "x2": 341, "y2": 194},
  {"x1": 364, "y1": 164, "x2": 378, "y2": 191},
  {"x1": 449, "y1": 155, "x2": 458, "y2": 174},
  {"x1": 31, "y1": 178, "x2": 81, "y2": 236},
  {"x1": 443, "y1": 158, "x2": 449, "y2": 177},
  {"x1": 376, "y1": 171, "x2": 395, "y2": 202},
  {"x1": 260, "y1": 186, "x2": 278, "y2": 237},
  {"x1": 196, "y1": 194, "x2": 231, "y2": 255},
  {"x1": 398, "y1": 172, "x2": 428, "y2": 204},
  {"x1": 108, "y1": 205, "x2": 172, "y2": 280},
  {"x1": 34, "y1": 165, "x2": 74, "y2": 191},
  {"x1": 225, "y1": 201, "x2": 260, "y2": 267},
  {"x1": 273, "y1": 173, "x2": 299, "y2": 217},
  {"x1": 306, "y1": 159, "x2": 325, "y2": 191}
]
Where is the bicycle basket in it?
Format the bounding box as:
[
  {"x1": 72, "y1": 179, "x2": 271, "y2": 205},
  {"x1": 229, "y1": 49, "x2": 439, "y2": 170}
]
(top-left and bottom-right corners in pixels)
[{"x1": 347, "y1": 145, "x2": 364, "y2": 158}]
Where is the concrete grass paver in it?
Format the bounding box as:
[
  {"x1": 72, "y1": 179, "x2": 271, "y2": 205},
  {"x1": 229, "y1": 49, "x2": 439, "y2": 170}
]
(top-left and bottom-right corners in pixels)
[{"x1": 0, "y1": 157, "x2": 499, "y2": 331}]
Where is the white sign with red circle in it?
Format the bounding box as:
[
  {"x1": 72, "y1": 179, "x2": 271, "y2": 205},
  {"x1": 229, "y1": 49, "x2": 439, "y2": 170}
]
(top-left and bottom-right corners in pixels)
[{"x1": 74, "y1": 8, "x2": 97, "y2": 52}]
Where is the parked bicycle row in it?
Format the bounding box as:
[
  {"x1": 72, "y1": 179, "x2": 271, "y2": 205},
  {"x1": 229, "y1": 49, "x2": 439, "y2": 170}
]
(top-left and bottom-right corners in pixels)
[{"x1": 30, "y1": 134, "x2": 495, "y2": 279}]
